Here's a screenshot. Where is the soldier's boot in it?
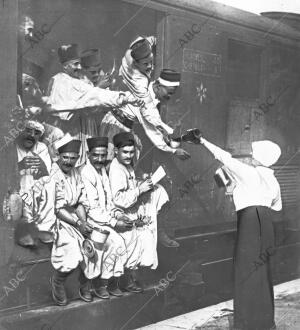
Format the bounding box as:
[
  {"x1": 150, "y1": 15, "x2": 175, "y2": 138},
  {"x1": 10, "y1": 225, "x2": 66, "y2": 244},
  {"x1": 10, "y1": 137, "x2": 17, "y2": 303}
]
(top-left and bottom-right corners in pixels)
[
  {"x1": 93, "y1": 277, "x2": 110, "y2": 299},
  {"x1": 122, "y1": 269, "x2": 143, "y2": 293},
  {"x1": 108, "y1": 277, "x2": 123, "y2": 297},
  {"x1": 78, "y1": 270, "x2": 93, "y2": 302},
  {"x1": 50, "y1": 270, "x2": 69, "y2": 306}
]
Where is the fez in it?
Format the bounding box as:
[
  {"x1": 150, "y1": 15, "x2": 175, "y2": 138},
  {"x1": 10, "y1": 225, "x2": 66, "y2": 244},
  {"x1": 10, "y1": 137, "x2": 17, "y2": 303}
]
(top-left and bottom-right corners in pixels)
[
  {"x1": 81, "y1": 49, "x2": 102, "y2": 69},
  {"x1": 87, "y1": 137, "x2": 108, "y2": 150},
  {"x1": 113, "y1": 132, "x2": 135, "y2": 148},
  {"x1": 58, "y1": 140, "x2": 81, "y2": 154},
  {"x1": 58, "y1": 44, "x2": 79, "y2": 64},
  {"x1": 54, "y1": 133, "x2": 72, "y2": 151},
  {"x1": 158, "y1": 69, "x2": 181, "y2": 87},
  {"x1": 131, "y1": 39, "x2": 152, "y2": 61},
  {"x1": 129, "y1": 36, "x2": 146, "y2": 49}
]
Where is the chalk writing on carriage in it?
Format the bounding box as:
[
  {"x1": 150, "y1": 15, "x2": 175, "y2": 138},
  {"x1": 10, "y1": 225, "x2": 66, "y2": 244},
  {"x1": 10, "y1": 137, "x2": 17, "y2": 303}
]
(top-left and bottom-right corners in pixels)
[{"x1": 183, "y1": 49, "x2": 222, "y2": 77}]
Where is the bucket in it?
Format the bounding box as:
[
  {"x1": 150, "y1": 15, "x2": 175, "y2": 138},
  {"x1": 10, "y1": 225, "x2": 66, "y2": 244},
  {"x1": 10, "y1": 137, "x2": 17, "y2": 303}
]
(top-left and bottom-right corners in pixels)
[{"x1": 91, "y1": 229, "x2": 110, "y2": 250}]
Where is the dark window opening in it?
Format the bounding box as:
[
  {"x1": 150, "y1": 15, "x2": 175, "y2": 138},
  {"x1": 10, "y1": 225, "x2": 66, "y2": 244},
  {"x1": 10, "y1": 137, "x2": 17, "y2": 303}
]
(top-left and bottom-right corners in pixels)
[{"x1": 227, "y1": 39, "x2": 262, "y2": 99}]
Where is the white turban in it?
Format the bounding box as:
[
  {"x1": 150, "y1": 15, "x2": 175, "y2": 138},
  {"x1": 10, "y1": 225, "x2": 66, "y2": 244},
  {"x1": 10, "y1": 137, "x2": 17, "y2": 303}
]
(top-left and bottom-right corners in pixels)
[
  {"x1": 251, "y1": 140, "x2": 281, "y2": 167},
  {"x1": 24, "y1": 120, "x2": 45, "y2": 135}
]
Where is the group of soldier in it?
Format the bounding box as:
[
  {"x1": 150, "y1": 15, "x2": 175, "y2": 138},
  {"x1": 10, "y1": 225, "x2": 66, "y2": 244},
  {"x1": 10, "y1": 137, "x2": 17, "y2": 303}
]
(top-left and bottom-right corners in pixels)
[{"x1": 3, "y1": 36, "x2": 194, "y2": 305}]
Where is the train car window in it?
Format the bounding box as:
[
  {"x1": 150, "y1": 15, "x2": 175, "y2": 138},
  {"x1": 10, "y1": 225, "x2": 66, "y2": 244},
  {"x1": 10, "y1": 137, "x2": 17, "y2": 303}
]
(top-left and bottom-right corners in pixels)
[{"x1": 227, "y1": 39, "x2": 262, "y2": 99}]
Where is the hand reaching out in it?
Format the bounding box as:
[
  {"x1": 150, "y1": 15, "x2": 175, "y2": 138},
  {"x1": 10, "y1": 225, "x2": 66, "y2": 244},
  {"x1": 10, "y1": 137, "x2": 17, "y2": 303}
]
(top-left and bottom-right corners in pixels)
[{"x1": 118, "y1": 92, "x2": 145, "y2": 107}]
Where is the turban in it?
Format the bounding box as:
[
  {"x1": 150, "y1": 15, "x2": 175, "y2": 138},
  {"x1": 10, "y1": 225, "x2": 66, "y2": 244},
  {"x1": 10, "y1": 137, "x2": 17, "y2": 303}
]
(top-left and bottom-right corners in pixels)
[
  {"x1": 131, "y1": 39, "x2": 152, "y2": 61},
  {"x1": 80, "y1": 49, "x2": 102, "y2": 69},
  {"x1": 87, "y1": 137, "x2": 108, "y2": 150},
  {"x1": 24, "y1": 120, "x2": 45, "y2": 135},
  {"x1": 158, "y1": 69, "x2": 181, "y2": 87},
  {"x1": 58, "y1": 44, "x2": 79, "y2": 64},
  {"x1": 252, "y1": 140, "x2": 281, "y2": 167},
  {"x1": 22, "y1": 73, "x2": 37, "y2": 86},
  {"x1": 113, "y1": 132, "x2": 135, "y2": 148}
]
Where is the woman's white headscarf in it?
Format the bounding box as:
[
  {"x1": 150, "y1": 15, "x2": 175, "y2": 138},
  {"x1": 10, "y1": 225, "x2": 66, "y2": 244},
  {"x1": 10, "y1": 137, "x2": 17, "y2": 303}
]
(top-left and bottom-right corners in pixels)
[{"x1": 251, "y1": 140, "x2": 281, "y2": 167}]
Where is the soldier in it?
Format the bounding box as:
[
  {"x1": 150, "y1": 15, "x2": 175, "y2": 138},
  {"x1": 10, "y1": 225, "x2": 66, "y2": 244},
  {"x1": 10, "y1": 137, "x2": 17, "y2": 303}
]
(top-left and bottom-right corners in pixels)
[
  {"x1": 13, "y1": 120, "x2": 51, "y2": 195},
  {"x1": 109, "y1": 132, "x2": 170, "y2": 289},
  {"x1": 101, "y1": 69, "x2": 190, "y2": 161},
  {"x1": 81, "y1": 48, "x2": 112, "y2": 89},
  {"x1": 50, "y1": 137, "x2": 102, "y2": 305},
  {"x1": 79, "y1": 137, "x2": 129, "y2": 298}
]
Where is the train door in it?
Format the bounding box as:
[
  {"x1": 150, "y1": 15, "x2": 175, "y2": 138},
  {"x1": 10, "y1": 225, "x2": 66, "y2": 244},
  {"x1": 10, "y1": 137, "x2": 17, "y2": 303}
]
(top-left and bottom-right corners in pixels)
[{"x1": 154, "y1": 11, "x2": 234, "y2": 230}]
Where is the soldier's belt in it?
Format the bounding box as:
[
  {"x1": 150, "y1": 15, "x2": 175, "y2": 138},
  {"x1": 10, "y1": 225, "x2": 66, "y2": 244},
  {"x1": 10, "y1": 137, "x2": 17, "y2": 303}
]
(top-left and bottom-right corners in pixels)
[{"x1": 111, "y1": 109, "x2": 134, "y2": 129}]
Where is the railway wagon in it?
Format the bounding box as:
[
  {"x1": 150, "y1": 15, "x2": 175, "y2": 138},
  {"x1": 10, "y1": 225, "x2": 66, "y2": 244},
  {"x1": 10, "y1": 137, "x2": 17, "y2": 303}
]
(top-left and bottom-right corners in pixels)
[{"x1": 0, "y1": 0, "x2": 299, "y2": 329}]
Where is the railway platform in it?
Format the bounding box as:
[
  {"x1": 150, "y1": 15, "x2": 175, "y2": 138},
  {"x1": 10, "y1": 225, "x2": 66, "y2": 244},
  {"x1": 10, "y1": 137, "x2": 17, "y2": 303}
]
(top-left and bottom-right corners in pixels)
[{"x1": 137, "y1": 278, "x2": 300, "y2": 330}]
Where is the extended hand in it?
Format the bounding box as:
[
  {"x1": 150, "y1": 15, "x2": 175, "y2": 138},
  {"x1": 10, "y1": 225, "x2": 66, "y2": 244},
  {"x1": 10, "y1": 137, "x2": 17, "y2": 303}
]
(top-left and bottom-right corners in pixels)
[{"x1": 121, "y1": 92, "x2": 145, "y2": 107}]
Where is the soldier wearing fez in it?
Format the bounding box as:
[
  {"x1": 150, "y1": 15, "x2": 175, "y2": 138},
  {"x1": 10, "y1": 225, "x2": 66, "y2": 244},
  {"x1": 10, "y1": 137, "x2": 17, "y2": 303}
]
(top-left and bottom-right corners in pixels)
[
  {"x1": 79, "y1": 137, "x2": 130, "y2": 298},
  {"x1": 73, "y1": 48, "x2": 113, "y2": 140},
  {"x1": 50, "y1": 137, "x2": 104, "y2": 305},
  {"x1": 119, "y1": 37, "x2": 180, "y2": 139},
  {"x1": 80, "y1": 48, "x2": 112, "y2": 89},
  {"x1": 101, "y1": 68, "x2": 190, "y2": 161},
  {"x1": 109, "y1": 132, "x2": 170, "y2": 289}
]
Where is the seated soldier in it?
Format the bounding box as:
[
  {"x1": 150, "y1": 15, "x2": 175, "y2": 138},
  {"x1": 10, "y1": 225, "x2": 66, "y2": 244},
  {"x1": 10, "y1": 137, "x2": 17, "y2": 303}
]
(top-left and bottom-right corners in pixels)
[
  {"x1": 109, "y1": 132, "x2": 170, "y2": 289},
  {"x1": 49, "y1": 137, "x2": 103, "y2": 306},
  {"x1": 3, "y1": 118, "x2": 51, "y2": 211},
  {"x1": 15, "y1": 120, "x2": 51, "y2": 195},
  {"x1": 79, "y1": 137, "x2": 129, "y2": 298},
  {"x1": 3, "y1": 119, "x2": 53, "y2": 249}
]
